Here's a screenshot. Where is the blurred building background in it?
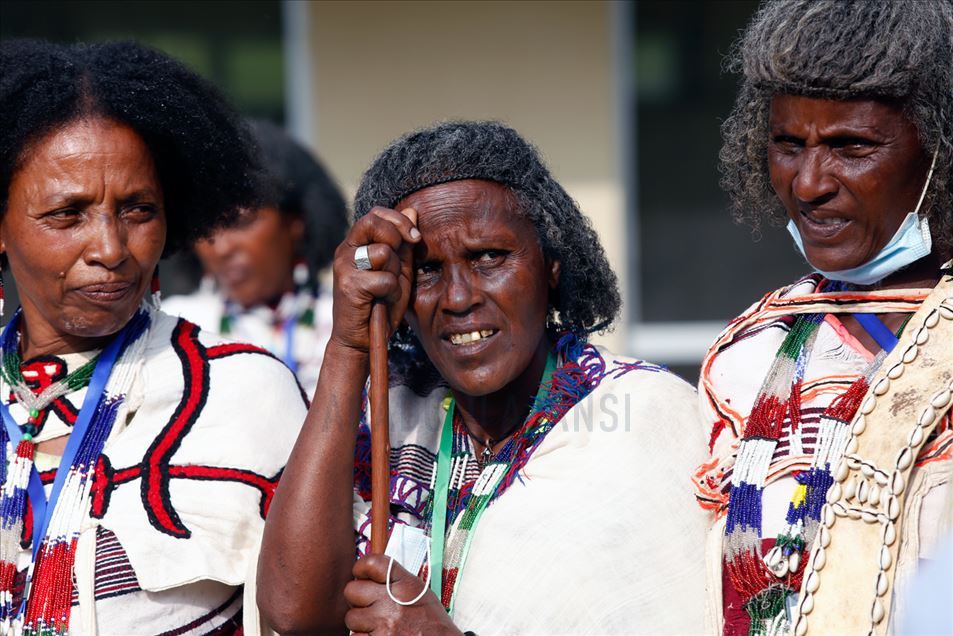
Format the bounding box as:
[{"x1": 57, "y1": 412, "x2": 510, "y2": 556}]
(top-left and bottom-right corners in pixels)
[{"x1": 0, "y1": 0, "x2": 807, "y2": 382}]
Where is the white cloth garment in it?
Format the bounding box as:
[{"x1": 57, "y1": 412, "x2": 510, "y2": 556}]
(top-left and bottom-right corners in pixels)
[
  {"x1": 1, "y1": 311, "x2": 307, "y2": 635},
  {"x1": 354, "y1": 347, "x2": 709, "y2": 635}
]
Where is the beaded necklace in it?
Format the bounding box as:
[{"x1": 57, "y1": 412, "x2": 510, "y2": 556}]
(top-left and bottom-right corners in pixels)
[
  {"x1": 351, "y1": 333, "x2": 664, "y2": 599},
  {"x1": 460, "y1": 417, "x2": 526, "y2": 469},
  {"x1": 724, "y1": 304, "x2": 898, "y2": 636},
  {"x1": 421, "y1": 341, "x2": 664, "y2": 614},
  {"x1": 0, "y1": 348, "x2": 99, "y2": 438},
  {"x1": 428, "y1": 353, "x2": 554, "y2": 612},
  {"x1": 0, "y1": 307, "x2": 152, "y2": 635}
]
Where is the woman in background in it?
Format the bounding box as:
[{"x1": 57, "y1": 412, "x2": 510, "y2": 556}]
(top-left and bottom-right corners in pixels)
[{"x1": 165, "y1": 120, "x2": 348, "y2": 395}]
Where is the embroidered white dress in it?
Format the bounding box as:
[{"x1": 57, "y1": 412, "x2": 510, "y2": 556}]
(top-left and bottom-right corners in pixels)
[
  {"x1": 354, "y1": 347, "x2": 709, "y2": 635},
  {"x1": 0, "y1": 311, "x2": 307, "y2": 635}
]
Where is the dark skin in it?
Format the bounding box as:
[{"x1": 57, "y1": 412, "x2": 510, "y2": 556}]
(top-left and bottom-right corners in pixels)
[
  {"x1": 194, "y1": 206, "x2": 305, "y2": 309},
  {"x1": 767, "y1": 95, "x2": 948, "y2": 353},
  {"x1": 0, "y1": 117, "x2": 166, "y2": 455},
  {"x1": 257, "y1": 179, "x2": 559, "y2": 635},
  {"x1": 402, "y1": 181, "x2": 559, "y2": 445}
]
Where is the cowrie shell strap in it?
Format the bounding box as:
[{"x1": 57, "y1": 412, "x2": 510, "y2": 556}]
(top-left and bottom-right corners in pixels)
[{"x1": 792, "y1": 263, "x2": 953, "y2": 636}]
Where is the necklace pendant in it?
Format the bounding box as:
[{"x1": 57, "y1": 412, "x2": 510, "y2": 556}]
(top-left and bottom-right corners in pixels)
[
  {"x1": 481, "y1": 445, "x2": 493, "y2": 467},
  {"x1": 764, "y1": 545, "x2": 789, "y2": 578}
]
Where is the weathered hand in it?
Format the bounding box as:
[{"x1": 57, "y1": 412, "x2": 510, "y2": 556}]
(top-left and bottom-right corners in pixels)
[
  {"x1": 343, "y1": 553, "x2": 462, "y2": 636},
  {"x1": 329, "y1": 207, "x2": 419, "y2": 354}
]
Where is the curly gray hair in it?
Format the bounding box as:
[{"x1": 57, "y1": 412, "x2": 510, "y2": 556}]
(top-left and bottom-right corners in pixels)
[
  {"x1": 354, "y1": 120, "x2": 620, "y2": 337},
  {"x1": 720, "y1": 0, "x2": 953, "y2": 254},
  {"x1": 354, "y1": 121, "x2": 621, "y2": 391}
]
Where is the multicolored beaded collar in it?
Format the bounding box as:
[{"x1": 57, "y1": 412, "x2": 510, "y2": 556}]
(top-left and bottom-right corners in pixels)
[
  {"x1": 417, "y1": 333, "x2": 663, "y2": 614},
  {"x1": 428, "y1": 352, "x2": 556, "y2": 613},
  {"x1": 0, "y1": 308, "x2": 152, "y2": 635},
  {"x1": 723, "y1": 297, "x2": 902, "y2": 635}
]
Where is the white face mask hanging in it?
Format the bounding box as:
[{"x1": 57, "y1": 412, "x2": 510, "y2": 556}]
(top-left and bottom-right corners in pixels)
[
  {"x1": 384, "y1": 523, "x2": 432, "y2": 606},
  {"x1": 786, "y1": 146, "x2": 939, "y2": 286}
]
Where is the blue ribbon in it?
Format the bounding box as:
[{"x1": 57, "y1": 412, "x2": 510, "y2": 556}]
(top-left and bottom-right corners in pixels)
[
  {"x1": 853, "y1": 313, "x2": 900, "y2": 353},
  {"x1": 0, "y1": 409, "x2": 47, "y2": 554},
  {"x1": 0, "y1": 312, "x2": 134, "y2": 566},
  {"x1": 282, "y1": 315, "x2": 298, "y2": 375}
]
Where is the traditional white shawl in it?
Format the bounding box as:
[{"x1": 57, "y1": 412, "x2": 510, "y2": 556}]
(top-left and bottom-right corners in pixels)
[{"x1": 355, "y1": 348, "x2": 709, "y2": 635}]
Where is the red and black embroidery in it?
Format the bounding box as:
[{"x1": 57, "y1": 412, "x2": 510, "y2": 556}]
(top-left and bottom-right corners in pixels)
[
  {"x1": 205, "y1": 342, "x2": 311, "y2": 408},
  {"x1": 205, "y1": 342, "x2": 271, "y2": 360},
  {"x1": 20, "y1": 357, "x2": 67, "y2": 391},
  {"x1": 89, "y1": 455, "x2": 283, "y2": 525},
  {"x1": 49, "y1": 397, "x2": 80, "y2": 426},
  {"x1": 207, "y1": 342, "x2": 309, "y2": 405},
  {"x1": 90, "y1": 527, "x2": 141, "y2": 601},
  {"x1": 81, "y1": 319, "x2": 298, "y2": 538},
  {"x1": 155, "y1": 586, "x2": 243, "y2": 636},
  {"x1": 139, "y1": 320, "x2": 211, "y2": 537}
]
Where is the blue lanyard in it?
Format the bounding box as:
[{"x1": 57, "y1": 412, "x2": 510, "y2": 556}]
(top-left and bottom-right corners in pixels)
[
  {"x1": 282, "y1": 316, "x2": 298, "y2": 374},
  {"x1": 0, "y1": 317, "x2": 126, "y2": 564},
  {"x1": 853, "y1": 313, "x2": 900, "y2": 353},
  {"x1": 0, "y1": 412, "x2": 46, "y2": 556}
]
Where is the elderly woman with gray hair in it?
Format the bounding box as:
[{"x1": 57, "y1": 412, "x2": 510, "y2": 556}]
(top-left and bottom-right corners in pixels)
[
  {"x1": 693, "y1": 2, "x2": 953, "y2": 635},
  {"x1": 258, "y1": 121, "x2": 708, "y2": 634}
]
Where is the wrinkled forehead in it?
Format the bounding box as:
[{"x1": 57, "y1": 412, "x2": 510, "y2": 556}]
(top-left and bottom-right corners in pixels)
[
  {"x1": 398, "y1": 179, "x2": 521, "y2": 225},
  {"x1": 766, "y1": 94, "x2": 926, "y2": 155},
  {"x1": 397, "y1": 179, "x2": 540, "y2": 249},
  {"x1": 8, "y1": 117, "x2": 161, "y2": 207}
]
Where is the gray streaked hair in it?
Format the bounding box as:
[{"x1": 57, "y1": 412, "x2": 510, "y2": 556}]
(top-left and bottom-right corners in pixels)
[
  {"x1": 354, "y1": 120, "x2": 620, "y2": 338},
  {"x1": 720, "y1": 0, "x2": 953, "y2": 253},
  {"x1": 354, "y1": 120, "x2": 621, "y2": 392}
]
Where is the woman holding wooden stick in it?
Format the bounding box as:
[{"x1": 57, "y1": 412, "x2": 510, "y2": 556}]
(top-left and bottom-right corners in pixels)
[{"x1": 258, "y1": 121, "x2": 707, "y2": 635}]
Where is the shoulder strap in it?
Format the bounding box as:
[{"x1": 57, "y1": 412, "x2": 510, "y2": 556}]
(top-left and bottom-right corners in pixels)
[{"x1": 792, "y1": 268, "x2": 953, "y2": 635}]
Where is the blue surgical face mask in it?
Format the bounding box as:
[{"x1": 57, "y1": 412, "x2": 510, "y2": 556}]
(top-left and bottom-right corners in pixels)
[{"x1": 786, "y1": 148, "x2": 938, "y2": 286}]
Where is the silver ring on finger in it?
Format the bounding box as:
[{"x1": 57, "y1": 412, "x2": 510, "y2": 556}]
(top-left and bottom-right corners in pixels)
[{"x1": 354, "y1": 245, "x2": 373, "y2": 270}]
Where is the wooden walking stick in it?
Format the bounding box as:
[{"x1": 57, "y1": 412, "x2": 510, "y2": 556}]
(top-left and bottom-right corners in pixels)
[{"x1": 368, "y1": 301, "x2": 391, "y2": 554}]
